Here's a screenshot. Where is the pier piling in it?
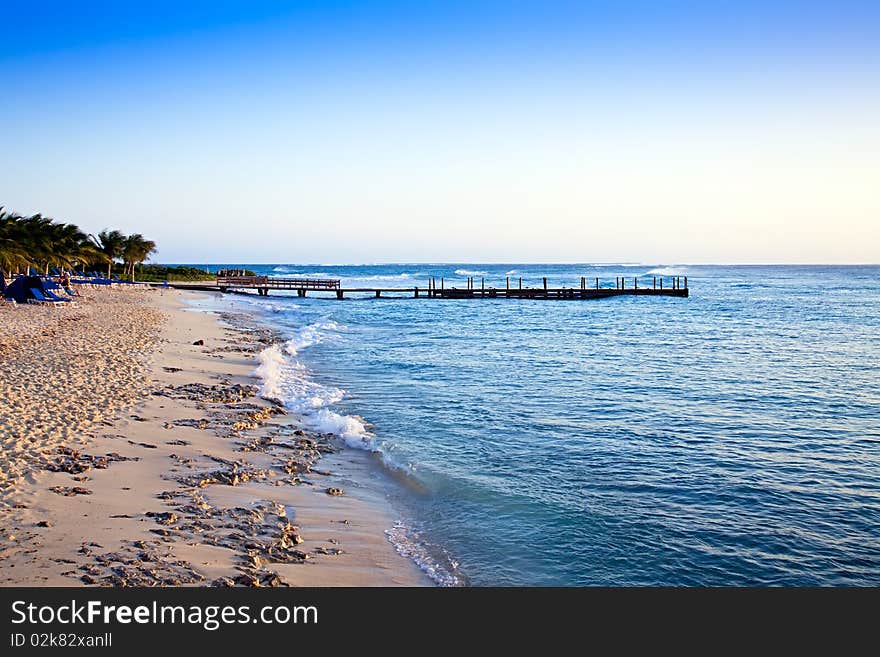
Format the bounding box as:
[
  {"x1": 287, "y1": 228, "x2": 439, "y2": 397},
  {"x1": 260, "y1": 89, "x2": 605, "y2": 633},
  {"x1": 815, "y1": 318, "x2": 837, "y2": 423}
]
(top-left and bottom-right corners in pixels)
[{"x1": 207, "y1": 273, "x2": 690, "y2": 302}]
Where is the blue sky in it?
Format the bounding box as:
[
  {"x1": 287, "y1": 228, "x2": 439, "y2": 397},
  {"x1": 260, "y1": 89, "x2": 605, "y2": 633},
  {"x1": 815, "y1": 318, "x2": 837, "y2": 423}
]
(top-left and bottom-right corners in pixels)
[{"x1": 1, "y1": 1, "x2": 878, "y2": 263}]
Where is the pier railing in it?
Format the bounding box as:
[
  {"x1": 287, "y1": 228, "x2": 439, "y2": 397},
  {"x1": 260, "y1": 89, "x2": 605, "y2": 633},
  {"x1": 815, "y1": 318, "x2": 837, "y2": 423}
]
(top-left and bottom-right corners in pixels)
[
  {"x1": 203, "y1": 273, "x2": 688, "y2": 300},
  {"x1": 216, "y1": 275, "x2": 341, "y2": 291}
]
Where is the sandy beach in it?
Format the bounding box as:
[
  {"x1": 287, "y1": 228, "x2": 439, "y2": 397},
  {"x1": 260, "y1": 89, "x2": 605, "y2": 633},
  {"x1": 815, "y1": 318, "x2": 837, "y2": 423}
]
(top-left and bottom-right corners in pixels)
[{"x1": 0, "y1": 286, "x2": 428, "y2": 586}]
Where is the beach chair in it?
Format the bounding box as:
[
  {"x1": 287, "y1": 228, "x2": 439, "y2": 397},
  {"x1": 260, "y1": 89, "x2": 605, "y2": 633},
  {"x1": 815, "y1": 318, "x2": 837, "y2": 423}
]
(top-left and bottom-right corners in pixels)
[
  {"x1": 44, "y1": 280, "x2": 78, "y2": 296},
  {"x1": 43, "y1": 287, "x2": 77, "y2": 305},
  {"x1": 28, "y1": 288, "x2": 65, "y2": 307}
]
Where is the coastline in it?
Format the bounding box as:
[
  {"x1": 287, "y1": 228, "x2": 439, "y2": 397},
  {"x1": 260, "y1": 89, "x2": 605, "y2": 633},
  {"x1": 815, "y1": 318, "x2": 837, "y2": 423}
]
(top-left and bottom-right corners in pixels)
[{"x1": 0, "y1": 287, "x2": 429, "y2": 586}]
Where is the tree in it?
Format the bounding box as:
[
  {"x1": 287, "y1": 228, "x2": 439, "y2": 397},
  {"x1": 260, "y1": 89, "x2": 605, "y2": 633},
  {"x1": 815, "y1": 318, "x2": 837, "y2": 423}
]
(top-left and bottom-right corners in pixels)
[
  {"x1": 0, "y1": 207, "x2": 157, "y2": 283},
  {"x1": 19, "y1": 213, "x2": 55, "y2": 272},
  {"x1": 40, "y1": 222, "x2": 93, "y2": 275},
  {"x1": 122, "y1": 234, "x2": 157, "y2": 281},
  {"x1": 89, "y1": 229, "x2": 127, "y2": 279},
  {"x1": 0, "y1": 208, "x2": 30, "y2": 279}
]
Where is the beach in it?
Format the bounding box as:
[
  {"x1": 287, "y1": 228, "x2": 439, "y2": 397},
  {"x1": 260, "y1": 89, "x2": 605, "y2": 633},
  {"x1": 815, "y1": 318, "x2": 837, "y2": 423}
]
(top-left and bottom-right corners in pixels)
[{"x1": 0, "y1": 286, "x2": 428, "y2": 586}]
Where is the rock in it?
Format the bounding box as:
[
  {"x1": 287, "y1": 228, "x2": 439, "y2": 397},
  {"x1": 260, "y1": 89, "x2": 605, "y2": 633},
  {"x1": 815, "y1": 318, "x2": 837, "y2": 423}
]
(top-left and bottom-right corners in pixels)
[
  {"x1": 192, "y1": 339, "x2": 204, "y2": 346},
  {"x1": 279, "y1": 534, "x2": 303, "y2": 548},
  {"x1": 146, "y1": 512, "x2": 178, "y2": 526},
  {"x1": 325, "y1": 487, "x2": 344, "y2": 496},
  {"x1": 49, "y1": 486, "x2": 92, "y2": 496},
  {"x1": 233, "y1": 573, "x2": 260, "y2": 587},
  {"x1": 36, "y1": 520, "x2": 52, "y2": 528},
  {"x1": 260, "y1": 573, "x2": 286, "y2": 587}
]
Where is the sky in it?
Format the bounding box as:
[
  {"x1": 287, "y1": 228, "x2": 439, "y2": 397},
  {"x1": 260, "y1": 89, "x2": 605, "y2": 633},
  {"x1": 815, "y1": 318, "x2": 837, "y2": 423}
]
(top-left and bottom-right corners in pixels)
[{"x1": 1, "y1": 1, "x2": 878, "y2": 264}]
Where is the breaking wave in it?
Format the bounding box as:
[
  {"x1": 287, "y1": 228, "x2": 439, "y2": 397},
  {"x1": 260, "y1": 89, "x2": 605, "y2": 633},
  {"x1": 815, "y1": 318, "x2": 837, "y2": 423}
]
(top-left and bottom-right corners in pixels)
[
  {"x1": 454, "y1": 269, "x2": 488, "y2": 276},
  {"x1": 254, "y1": 322, "x2": 373, "y2": 449},
  {"x1": 646, "y1": 266, "x2": 688, "y2": 275},
  {"x1": 344, "y1": 273, "x2": 418, "y2": 282}
]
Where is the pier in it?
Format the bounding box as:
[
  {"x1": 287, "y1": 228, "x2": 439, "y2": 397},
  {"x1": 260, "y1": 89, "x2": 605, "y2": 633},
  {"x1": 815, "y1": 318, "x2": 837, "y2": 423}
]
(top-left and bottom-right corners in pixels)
[{"x1": 173, "y1": 274, "x2": 689, "y2": 300}]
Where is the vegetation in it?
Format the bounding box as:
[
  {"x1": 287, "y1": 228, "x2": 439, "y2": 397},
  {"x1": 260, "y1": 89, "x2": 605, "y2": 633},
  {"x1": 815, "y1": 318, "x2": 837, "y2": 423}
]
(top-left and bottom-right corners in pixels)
[
  {"x1": 132, "y1": 264, "x2": 226, "y2": 282},
  {"x1": 1, "y1": 207, "x2": 156, "y2": 281}
]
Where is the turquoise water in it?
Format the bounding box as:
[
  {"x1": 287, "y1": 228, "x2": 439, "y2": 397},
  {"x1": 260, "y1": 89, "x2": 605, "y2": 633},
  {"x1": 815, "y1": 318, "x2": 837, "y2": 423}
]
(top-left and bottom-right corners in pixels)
[{"x1": 188, "y1": 264, "x2": 880, "y2": 585}]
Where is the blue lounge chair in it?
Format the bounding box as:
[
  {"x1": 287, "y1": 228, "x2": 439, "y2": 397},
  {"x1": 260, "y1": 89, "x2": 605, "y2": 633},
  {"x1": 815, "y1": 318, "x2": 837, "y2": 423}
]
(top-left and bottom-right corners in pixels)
[
  {"x1": 43, "y1": 286, "x2": 77, "y2": 304},
  {"x1": 29, "y1": 288, "x2": 66, "y2": 307},
  {"x1": 44, "y1": 280, "x2": 78, "y2": 296}
]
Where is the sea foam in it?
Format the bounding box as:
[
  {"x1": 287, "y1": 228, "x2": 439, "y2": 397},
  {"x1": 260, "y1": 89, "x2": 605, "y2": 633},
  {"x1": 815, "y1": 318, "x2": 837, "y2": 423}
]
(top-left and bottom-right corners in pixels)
[
  {"x1": 646, "y1": 266, "x2": 687, "y2": 275},
  {"x1": 255, "y1": 322, "x2": 373, "y2": 449},
  {"x1": 386, "y1": 521, "x2": 464, "y2": 587}
]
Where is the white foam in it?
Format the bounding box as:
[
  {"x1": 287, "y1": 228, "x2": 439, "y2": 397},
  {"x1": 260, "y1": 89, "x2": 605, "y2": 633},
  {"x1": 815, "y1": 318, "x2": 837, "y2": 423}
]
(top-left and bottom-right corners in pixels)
[
  {"x1": 284, "y1": 320, "x2": 343, "y2": 356},
  {"x1": 646, "y1": 266, "x2": 688, "y2": 275},
  {"x1": 344, "y1": 273, "x2": 417, "y2": 282},
  {"x1": 386, "y1": 521, "x2": 464, "y2": 587},
  {"x1": 254, "y1": 343, "x2": 287, "y2": 402},
  {"x1": 454, "y1": 269, "x2": 489, "y2": 276},
  {"x1": 254, "y1": 321, "x2": 374, "y2": 449}
]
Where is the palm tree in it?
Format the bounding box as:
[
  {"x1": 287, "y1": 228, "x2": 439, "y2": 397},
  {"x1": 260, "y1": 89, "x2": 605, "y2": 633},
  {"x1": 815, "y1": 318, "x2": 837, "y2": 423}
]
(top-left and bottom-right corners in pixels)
[
  {"x1": 0, "y1": 207, "x2": 157, "y2": 284},
  {"x1": 39, "y1": 222, "x2": 91, "y2": 274},
  {"x1": 89, "y1": 229, "x2": 127, "y2": 279},
  {"x1": 122, "y1": 234, "x2": 157, "y2": 281},
  {"x1": 19, "y1": 213, "x2": 55, "y2": 273},
  {"x1": 0, "y1": 208, "x2": 30, "y2": 279}
]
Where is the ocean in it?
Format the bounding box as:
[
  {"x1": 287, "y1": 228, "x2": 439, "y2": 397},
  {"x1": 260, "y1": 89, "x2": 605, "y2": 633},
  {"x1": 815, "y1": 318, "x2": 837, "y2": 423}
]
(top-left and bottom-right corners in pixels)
[{"x1": 185, "y1": 264, "x2": 880, "y2": 586}]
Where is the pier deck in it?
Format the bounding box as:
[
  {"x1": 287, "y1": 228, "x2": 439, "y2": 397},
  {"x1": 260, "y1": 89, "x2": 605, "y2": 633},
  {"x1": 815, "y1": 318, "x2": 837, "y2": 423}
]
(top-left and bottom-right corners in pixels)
[{"x1": 167, "y1": 275, "x2": 689, "y2": 300}]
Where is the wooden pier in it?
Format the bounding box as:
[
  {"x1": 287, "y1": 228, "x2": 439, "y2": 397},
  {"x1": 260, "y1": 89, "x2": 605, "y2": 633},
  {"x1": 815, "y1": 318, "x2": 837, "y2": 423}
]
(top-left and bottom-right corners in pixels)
[
  {"x1": 216, "y1": 275, "x2": 339, "y2": 296},
  {"x1": 177, "y1": 274, "x2": 689, "y2": 300}
]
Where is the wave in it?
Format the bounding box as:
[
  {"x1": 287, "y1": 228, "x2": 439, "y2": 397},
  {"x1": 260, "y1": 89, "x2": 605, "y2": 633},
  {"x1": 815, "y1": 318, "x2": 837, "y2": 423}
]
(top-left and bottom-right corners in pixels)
[
  {"x1": 505, "y1": 269, "x2": 520, "y2": 275},
  {"x1": 254, "y1": 343, "x2": 287, "y2": 402},
  {"x1": 285, "y1": 320, "x2": 343, "y2": 355},
  {"x1": 254, "y1": 322, "x2": 372, "y2": 449},
  {"x1": 454, "y1": 269, "x2": 489, "y2": 276},
  {"x1": 646, "y1": 266, "x2": 688, "y2": 275},
  {"x1": 253, "y1": 301, "x2": 300, "y2": 314},
  {"x1": 345, "y1": 273, "x2": 418, "y2": 282},
  {"x1": 268, "y1": 271, "x2": 331, "y2": 279},
  {"x1": 385, "y1": 521, "x2": 464, "y2": 587},
  {"x1": 236, "y1": 296, "x2": 301, "y2": 313}
]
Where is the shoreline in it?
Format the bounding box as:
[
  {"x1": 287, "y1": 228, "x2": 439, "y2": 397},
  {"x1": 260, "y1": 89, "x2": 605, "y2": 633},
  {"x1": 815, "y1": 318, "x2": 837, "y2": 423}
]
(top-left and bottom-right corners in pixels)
[{"x1": 0, "y1": 287, "x2": 429, "y2": 586}]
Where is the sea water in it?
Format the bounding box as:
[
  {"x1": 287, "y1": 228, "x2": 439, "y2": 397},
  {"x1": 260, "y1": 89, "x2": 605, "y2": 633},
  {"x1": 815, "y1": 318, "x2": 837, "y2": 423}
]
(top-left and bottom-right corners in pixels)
[{"x1": 186, "y1": 264, "x2": 880, "y2": 585}]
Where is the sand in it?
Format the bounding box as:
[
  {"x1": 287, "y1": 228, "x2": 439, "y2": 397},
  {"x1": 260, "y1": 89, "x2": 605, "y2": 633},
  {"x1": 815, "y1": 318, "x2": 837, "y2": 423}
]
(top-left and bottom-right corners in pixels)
[{"x1": 0, "y1": 286, "x2": 428, "y2": 586}]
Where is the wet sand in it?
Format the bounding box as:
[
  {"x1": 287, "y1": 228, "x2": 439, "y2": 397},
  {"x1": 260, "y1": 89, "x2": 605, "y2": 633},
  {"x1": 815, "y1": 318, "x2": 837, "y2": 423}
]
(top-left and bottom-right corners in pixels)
[{"x1": 0, "y1": 286, "x2": 428, "y2": 586}]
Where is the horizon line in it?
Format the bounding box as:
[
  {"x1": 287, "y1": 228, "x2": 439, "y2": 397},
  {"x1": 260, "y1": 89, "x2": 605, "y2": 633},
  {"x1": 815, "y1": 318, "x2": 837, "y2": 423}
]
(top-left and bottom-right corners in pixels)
[{"x1": 153, "y1": 261, "x2": 880, "y2": 267}]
